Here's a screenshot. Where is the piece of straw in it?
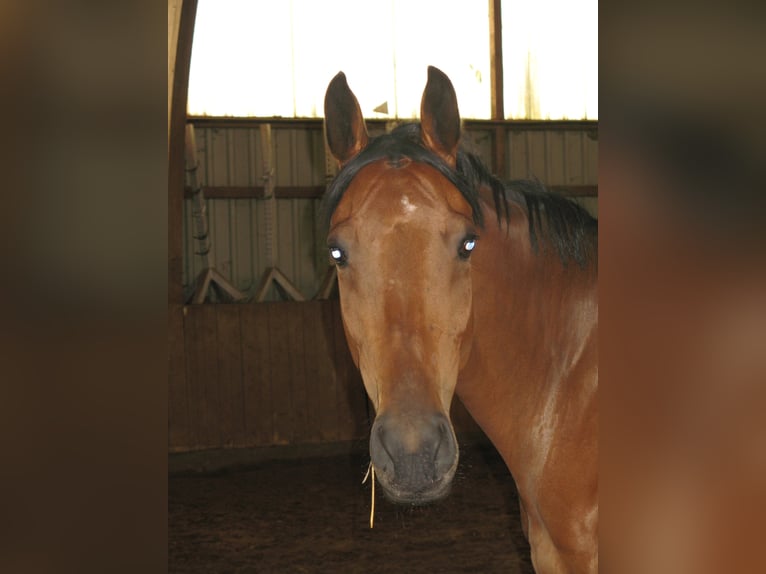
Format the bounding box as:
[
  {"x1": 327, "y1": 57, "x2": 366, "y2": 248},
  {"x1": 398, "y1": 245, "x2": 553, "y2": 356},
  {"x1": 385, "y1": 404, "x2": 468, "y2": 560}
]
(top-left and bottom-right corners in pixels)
[{"x1": 362, "y1": 461, "x2": 376, "y2": 528}]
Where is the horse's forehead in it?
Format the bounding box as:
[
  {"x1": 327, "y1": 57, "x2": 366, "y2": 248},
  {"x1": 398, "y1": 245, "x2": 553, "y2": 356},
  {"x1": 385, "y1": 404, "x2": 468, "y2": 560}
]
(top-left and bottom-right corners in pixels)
[{"x1": 332, "y1": 160, "x2": 472, "y2": 226}]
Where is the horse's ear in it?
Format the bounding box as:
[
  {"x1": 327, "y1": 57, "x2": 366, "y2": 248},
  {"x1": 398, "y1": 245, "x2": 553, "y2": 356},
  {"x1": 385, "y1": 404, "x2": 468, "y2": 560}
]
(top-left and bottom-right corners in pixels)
[
  {"x1": 420, "y1": 66, "x2": 461, "y2": 168},
  {"x1": 324, "y1": 72, "x2": 369, "y2": 167}
]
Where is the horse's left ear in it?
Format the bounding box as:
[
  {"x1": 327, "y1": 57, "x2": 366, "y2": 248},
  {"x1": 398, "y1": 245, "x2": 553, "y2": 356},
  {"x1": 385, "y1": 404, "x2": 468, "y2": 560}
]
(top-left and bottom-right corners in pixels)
[
  {"x1": 421, "y1": 66, "x2": 461, "y2": 168},
  {"x1": 324, "y1": 72, "x2": 369, "y2": 167}
]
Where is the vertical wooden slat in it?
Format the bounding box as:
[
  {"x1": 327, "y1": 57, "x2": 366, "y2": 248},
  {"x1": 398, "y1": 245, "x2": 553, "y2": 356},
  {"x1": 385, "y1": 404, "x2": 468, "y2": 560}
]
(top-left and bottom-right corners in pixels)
[
  {"x1": 241, "y1": 304, "x2": 273, "y2": 445},
  {"x1": 267, "y1": 302, "x2": 292, "y2": 444},
  {"x1": 184, "y1": 305, "x2": 221, "y2": 448},
  {"x1": 331, "y1": 299, "x2": 367, "y2": 441},
  {"x1": 319, "y1": 300, "x2": 341, "y2": 442},
  {"x1": 301, "y1": 301, "x2": 328, "y2": 442},
  {"x1": 168, "y1": 304, "x2": 189, "y2": 450},
  {"x1": 283, "y1": 303, "x2": 307, "y2": 442},
  {"x1": 216, "y1": 305, "x2": 246, "y2": 447}
]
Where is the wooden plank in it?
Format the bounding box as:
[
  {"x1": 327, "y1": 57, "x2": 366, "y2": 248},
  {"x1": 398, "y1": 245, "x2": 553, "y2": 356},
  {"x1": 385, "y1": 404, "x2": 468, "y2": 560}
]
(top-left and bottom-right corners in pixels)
[
  {"x1": 331, "y1": 298, "x2": 356, "y2": 440},
  {"x1": 318, "y1": 300, "x2": 342, "y2": 442},
  {"x1": 331, "y1": 299, "x2": 368, "y2": 441},
  {"x1": 285, "y1": 302, "x2": 309, "y2": 443},
  {"x1": 216, "y1": 305, "x2": 246, "y2": 447},
  {"x1": 240, "y1": 304, "x2": 273, "y2": 446},
  {"x1": 267, "y1": 302, "x2": 292, "y2": 444},
  {"x1": 168, "y1": 304, "x2": 189, "y2": 450},
  {"x1": 184, "y1": 304, "x2": 221, "y2": 449},
  {"x1": 300, "y1": 302, "x2": 323, "y2": 442}
]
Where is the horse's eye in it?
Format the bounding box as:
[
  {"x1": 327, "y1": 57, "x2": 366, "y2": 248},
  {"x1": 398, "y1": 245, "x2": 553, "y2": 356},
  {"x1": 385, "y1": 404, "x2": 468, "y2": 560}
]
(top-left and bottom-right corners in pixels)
[
  {"x1": 328, "y1": 246, "x2": 348, "y2": 267},
  {"x1": 458, "y1": 236, "x2": 477, "y2": 260}
]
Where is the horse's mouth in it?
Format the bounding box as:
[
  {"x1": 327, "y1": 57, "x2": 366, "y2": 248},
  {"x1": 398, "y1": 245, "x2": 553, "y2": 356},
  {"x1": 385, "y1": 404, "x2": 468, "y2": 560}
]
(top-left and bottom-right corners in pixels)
[
  {"x1": 376, "y1": 458, "x2": 458, "y2": 505},
  {"x1": 380, "y1": 478, "x2": 453, "y2": 505}
]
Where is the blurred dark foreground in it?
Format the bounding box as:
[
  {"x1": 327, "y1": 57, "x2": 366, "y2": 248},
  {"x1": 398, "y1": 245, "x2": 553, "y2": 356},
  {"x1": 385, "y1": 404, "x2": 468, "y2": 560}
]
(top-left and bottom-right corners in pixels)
[{"x1": 600, "y1": 3, "x2": 766, "y2": 573}]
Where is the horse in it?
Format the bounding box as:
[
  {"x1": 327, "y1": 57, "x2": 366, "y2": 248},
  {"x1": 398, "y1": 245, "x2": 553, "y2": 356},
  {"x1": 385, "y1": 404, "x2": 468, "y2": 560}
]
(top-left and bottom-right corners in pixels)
[{"x1": 322, "y1": 66, "x2": 598, "y2": 574}]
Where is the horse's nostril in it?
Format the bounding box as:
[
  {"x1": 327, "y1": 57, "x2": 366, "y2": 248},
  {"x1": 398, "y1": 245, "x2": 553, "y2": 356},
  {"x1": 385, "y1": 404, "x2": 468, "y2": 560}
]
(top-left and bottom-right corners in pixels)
[{"x1": 370, "y1": 412, "x2": 458, "y2": 492}]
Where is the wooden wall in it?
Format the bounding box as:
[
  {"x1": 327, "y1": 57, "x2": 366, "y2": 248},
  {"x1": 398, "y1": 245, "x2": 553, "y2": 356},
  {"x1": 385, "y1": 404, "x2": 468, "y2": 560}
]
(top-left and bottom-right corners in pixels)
[{"x1": 170, "y1": 300, "x2": 361, "y2": 452}]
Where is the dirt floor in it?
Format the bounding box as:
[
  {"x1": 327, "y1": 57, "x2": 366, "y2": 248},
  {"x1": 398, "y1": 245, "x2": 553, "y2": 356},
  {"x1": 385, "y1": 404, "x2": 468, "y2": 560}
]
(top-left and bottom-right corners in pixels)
[{"x1": 169, "y1": 441, "x2": 533, "y2": 574}]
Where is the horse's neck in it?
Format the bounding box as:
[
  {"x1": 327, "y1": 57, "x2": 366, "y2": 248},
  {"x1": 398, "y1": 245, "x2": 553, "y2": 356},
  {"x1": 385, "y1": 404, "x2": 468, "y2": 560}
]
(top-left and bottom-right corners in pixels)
[{"x1": 456, "y1": 199, "x2": 598, "y2": 471}]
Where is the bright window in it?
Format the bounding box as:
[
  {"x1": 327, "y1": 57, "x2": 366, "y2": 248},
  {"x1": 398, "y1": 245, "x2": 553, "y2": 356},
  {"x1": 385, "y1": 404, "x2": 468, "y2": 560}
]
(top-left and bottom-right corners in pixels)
[
  {"x1": 502, "y1": 0, "x2": 598, "y2": 119},
  {"x1": 187, "y1": 0, "x2": 596, "y2": 120}
]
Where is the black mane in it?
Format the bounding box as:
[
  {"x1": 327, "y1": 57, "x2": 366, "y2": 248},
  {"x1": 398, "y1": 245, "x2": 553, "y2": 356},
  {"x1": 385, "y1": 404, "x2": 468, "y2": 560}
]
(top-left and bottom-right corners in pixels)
[{"x1": 321, "y1": 123, "x2": 597, "y2": 267}]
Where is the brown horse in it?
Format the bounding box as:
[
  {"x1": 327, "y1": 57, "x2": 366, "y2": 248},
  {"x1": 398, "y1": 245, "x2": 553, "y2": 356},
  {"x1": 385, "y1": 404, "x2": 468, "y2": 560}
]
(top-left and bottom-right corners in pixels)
[{"x1": 322, "y1": 67, "x2": 598, "y2": 574}]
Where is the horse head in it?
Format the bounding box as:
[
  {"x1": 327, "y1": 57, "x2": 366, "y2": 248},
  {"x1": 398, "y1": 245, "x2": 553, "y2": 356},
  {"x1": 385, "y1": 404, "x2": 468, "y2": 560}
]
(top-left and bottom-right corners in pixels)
[{"x1": 323, "y1": 67, "x2": 477, "y2": 503}]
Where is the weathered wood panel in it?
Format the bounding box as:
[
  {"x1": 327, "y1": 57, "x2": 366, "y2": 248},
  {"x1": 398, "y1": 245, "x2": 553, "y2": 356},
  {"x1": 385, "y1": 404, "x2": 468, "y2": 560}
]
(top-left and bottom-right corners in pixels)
[
  {"x1": 240, "y1": 304, "x2": 272, "y2": 445},
  {"x1": 299, "y1": 302, "x2": 322, "y2": 440},
  {"x1": 171, "y1": 300, "x2": 372, "y2": 453},
  {"x1": 318, "y1": 299, "x2": 344, "y2": 442},
  {"x1": 266, "y1": 302, "x2": 293, "y2": 445},
  {"x1": 285, "y1": 302, "x2": 309, "y2": 443},
  {"x1": 331, "y1": 299, "x2": 369, "y2": 441},
  {"x1": 215, "y1": 305, "x2": 246, "y2": 447},
  {"x1": 183, "y1": 305, "x2": 221, "y2": 448}
]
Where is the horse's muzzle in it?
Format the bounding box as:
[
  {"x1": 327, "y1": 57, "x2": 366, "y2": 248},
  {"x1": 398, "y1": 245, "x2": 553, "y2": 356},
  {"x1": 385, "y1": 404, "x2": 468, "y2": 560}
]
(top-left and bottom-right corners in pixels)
[{"x1": 369, "y1": 411, "x2": 459, "y2": 504}]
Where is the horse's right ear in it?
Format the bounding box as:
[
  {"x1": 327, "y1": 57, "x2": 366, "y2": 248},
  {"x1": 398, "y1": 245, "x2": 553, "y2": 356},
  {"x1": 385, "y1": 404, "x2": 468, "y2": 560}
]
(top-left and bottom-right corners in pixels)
[{"x1": 324, "y1": 72, "x2": 369, "y2": 167}]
